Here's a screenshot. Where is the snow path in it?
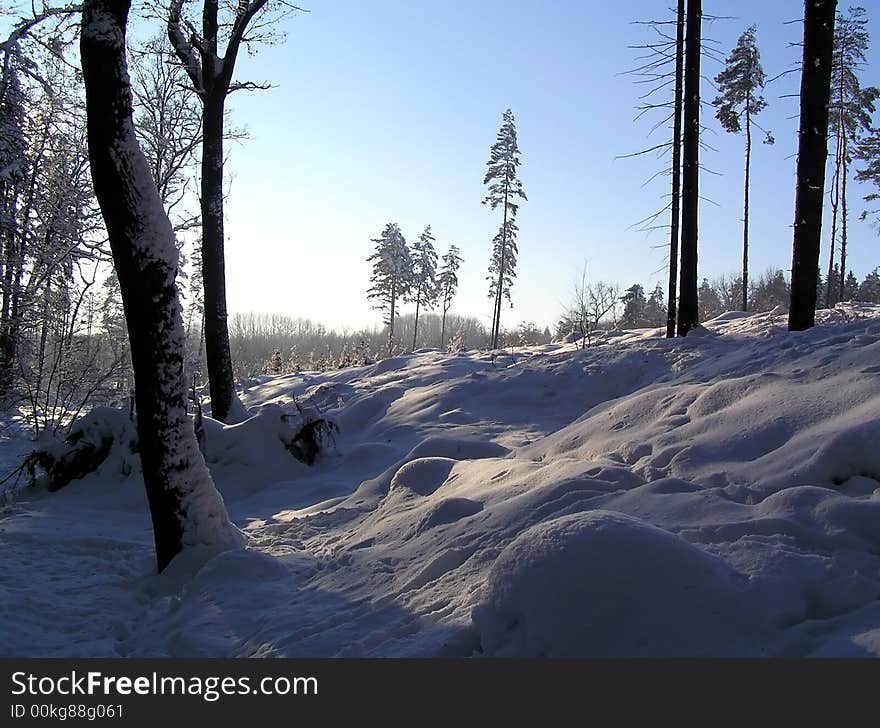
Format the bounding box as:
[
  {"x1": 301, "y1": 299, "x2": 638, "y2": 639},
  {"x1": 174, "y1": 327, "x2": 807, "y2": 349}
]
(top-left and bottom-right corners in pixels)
[{"x1": 2, "y1": 304, "x2": 880, "y2": 656}]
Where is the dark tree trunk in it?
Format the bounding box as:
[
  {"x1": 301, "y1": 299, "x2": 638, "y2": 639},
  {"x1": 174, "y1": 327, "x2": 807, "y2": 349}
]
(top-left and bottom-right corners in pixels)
[
  {"x1": 742, "y1": 101, "x2": 752, "y2": 312},
  {"x1": 666, "y1": 0, "x2": 685, "y2": 339},
  {"x1": 200, "y1": 96, "x2": 239, "y2": 423},
  {"x1": 839, "y1": 131, "x2": 848, "y2": 298},
  {"x1": 81, "y1": 0, "x2": 241, "y2": 572},
  {"x1": 676, "y1": 0, "x2": 701, "y2": 336},
  {"x1": 389, "y1": 279, "x2": 396, "y2": 354},
  {"x1": 826, "y1": 130, "x2": 841, "y2": 306},
  {"x1": 412, "y1": 297, "x2": 420, "y2": 350},
  {"x1": 440, "y1": 307, "x2": 447, "y2": 351},
  {"x1": 493, "y1": 195, "x2": 509, "y2": 349},
  {"x1": 789, "y1": 0, "x2": 837, "y2": 331}
]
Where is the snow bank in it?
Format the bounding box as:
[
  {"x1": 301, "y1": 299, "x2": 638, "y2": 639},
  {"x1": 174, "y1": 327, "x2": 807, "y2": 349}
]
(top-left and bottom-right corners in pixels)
[{"x1": 472, "y1": 510, "x2": 758, "y2": 657}]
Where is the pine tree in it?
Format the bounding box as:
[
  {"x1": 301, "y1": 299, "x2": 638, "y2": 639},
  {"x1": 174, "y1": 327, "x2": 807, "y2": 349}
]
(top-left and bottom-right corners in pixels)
[
  {"x1": 620, "y1": 284, "x2": 648, "y2": 328},
  {"x1": 408, "y1": 225, "x2": 439, "y2": 350},
  {"x1": 367, "y1": 222, "x2": 412, "y2": 354},
  {"x1": 857, "y1": 268, "x2": 880, "y2": 301},
  {"x1": 437, "y1": 244, "x2": 463, "y2": 350},
  {"x1": 826, "y1": 6, "x2": 878, "y2": 305},
  {"x1": 789, "y1": 0, "x2": 837, "y2": 331},
  {"x1": 645, "y1": 284, "x2": 667, "y2": 327},
  {"x1": 714, "y1": 25, "x2": 773, "y2": 312},
  {"x1": 483, "y1": 108, "x2": 526, "y2": 349},
  {"x1": 842, "y1": 269, "x2": 860, "y2": 300},
  {"x1": 486, "y1": 216, "x2": 518, "y2": 340},
  {"x1": 676, "y1": 0, "x2": 701, "y2": 336},
  {"x1": 856, "y1": 124, "x2": 880, "y2": 226}
]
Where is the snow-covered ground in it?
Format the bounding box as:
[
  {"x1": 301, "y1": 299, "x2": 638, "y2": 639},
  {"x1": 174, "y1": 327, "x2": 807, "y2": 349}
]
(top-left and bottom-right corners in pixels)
[{"x1": 2, "y1": 304, "x2": 880, "y2": 657}]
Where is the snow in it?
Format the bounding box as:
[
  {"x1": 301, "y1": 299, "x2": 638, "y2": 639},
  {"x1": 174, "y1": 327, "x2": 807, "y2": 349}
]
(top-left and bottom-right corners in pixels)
[{"x1": 2, "y1": 304, "x2": 880, "y2": 657}]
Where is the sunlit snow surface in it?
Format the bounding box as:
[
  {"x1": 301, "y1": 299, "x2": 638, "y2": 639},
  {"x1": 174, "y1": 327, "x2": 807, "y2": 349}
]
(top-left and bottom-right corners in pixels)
[{"x1": 2, "y1": 304, "x2": 880, "y2": 657}]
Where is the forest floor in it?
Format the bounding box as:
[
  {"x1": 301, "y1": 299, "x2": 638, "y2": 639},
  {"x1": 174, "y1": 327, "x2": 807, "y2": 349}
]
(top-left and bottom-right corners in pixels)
[{"x1": 2, "y1": 304, "x2": 880, "y2": 657}]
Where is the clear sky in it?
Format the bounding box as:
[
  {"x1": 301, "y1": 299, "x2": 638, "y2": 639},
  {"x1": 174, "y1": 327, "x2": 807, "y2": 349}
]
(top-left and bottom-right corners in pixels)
[{"x1": 216, "y1": 0, "x2": 880, "y2": 332}]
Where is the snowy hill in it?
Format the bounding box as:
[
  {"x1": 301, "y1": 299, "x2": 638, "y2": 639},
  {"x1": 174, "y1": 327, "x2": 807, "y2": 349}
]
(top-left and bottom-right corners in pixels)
[{"x1": 2, "y1": 304, "x2": 880, "y2": 657}]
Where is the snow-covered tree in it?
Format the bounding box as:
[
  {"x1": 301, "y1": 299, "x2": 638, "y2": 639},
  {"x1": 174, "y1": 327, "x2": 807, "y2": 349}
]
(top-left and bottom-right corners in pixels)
[
  {"x1": 857, "y1": 268, "x2": 880, "y2": 301},
  {"x1": 437, "y1": 244, "x2": 462, "y2": 350},
  {"x1": 483, "y1": 108, "x2": 526, "y2": 349},
  {"x1": 713, "y1": 24, "x2": 773, "y2": 311},
  {"x1": 857, "y1": 124, "x2": 880, "y2": 227},
  {"x1": 826, "y1": 6, "x2": 878, "y2": 305},
  {"x1": 367, "y1": 222, "x2": 412, "y2": 354},
  {"x1": 81, "y1": 0, "x2": 241, "y2": 571},
  {"x1": 620, "y1": 284, "x2": 648, "y2": 328},
  {"x1": 407, "y1": 225, "x2": 439, "y2": 350},
  {"x1": 645, "y1": 284, "x2": 666, "y2": 327}
]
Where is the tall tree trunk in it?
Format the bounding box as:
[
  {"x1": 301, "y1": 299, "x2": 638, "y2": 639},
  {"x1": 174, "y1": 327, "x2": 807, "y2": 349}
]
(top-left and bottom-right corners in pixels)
[
  {"x1": 789, "y1": 0, "x2": 837, "y2": 331},
  {"x1": 826, "y1": 130, "x2": 841, "y2": 306},
  {"x1": 666, "y1": 0, "x2": 685, "y2": 339},
  {"x1": 81, "y1": 0, "x2": 241, "y2": 572},
  {"x1": 440, "y1": 307, "x2": 447, "y2": 350},
  {"x1": 493, "y1": 196, "x2": 509, "y2": 349},
  {"x1": 676, "y1": 0, "x2": 701, "y2": 336},
  {"x1": 839, "y1": 131, "x2": 848, "y2": 298},
  {"x1": 742, "y1": 100, "x2": 752, "y2": 312},
  {"x1": 200, "y1": 96, "x2": 241, "y2": 423}
]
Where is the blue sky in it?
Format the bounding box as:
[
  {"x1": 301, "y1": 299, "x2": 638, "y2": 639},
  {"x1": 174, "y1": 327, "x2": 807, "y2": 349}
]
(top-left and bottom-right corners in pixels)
[{"x1": 217, "y1": 0, "x2": 880, "y2": 331}]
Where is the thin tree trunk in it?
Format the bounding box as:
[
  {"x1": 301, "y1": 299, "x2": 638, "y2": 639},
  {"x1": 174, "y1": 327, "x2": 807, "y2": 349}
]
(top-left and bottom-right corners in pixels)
[
  {"x1": 412, "y1": 297, "x2": 420, "y2": 350},
  {"x1": 839, "y1": 130, "x2": 848, "y2": 297},
  {"x1": 676, "y1": 0, "x2": 701, "y2": 336},
  {"x1": 81, "y1": 0, "x2": 241, "y2": 572},
  {"x1": 742, "y1": 99, "x2": 752, "y2": 312},
  {"x1": 494, "y1": 196, "x2": 509, "y2": 349},
  {"x1": 826, "y1": 130, "x2": 841, "y2": 306},
  {"x1": 440, "y1": 307, "x2": 447, "y2": 350},
  {"x1": 388, "y1": 279, "x2": 396, "y2": 355},
  {"x1": 666, "y1": 0, "x2": 685, "y2": 339},
  {"x1": 789, "y1": 0, "x2": 837, "y2": 331}
]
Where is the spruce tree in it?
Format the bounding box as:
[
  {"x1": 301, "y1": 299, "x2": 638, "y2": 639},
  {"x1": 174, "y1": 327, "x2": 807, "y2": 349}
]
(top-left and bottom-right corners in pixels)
[
  {"x1": 408, "y1": 226, "x2": 439, "y2": 350},
  {"x1": 437, "y1": 244, "x2": 463, "y2": 350},
  {"x1": 483, "y1": 108, "x2": 526, "y2": 349},
  {"x1": 713, "y1": 25, "x2": 773, "y2": 312},
  {"x1": 367, "y1": 223, "x2": 412, "y2": 354},
  {"x1": 856, "y1": 124, "x2": 880, "y2": 225}
]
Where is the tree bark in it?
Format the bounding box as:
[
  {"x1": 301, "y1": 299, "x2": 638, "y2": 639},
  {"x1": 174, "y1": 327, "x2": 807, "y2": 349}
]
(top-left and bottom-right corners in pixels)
[
  {"x1": 412, "y1": 296, "x2": 420, "y2": 350},
  {"x1": 666, "y1": 0, "x2": 685, "y2": 339},
  {"x1": 742, "y1": 98, "x2": 751, "y2": 312},
  {"x1": 840, "y1": 130, "x2": 848, "y2": 297},
  {"x1": 493, "y1": 192, "x2": 509, "y2": 349},
  {"x1": 789, "y1": 0, "x2": 837, "y2": 331},
  {"x1": 676, "y1": 0, "x2": 701, "y2": 336},
  {"x1": 200, "y1": 95, "x2": 239, "y2": 422},
  {"x1": 81, "y1": 0, "x2": 241, "y2": 572}
]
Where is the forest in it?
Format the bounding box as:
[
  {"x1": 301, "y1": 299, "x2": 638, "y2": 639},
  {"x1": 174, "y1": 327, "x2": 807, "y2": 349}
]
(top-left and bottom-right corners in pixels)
[{"x1": 0, "y1": 0, "x2": 879, "y2": 664}]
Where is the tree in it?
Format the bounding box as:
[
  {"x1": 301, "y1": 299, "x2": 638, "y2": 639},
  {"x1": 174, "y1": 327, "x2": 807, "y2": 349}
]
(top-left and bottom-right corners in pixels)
[
  {"x1": 698, "y1": 277, "x2": 724, "y2": 320},
  {"x1": 857, "y1": 124, "x2": 880, "y2": 227},
  {"x1": 486, "y1": 216, "x2": 519, "y2": 344},
  {"x1": 645, "y1": 283, "x2": 667, "y2": 327},
  {"x1": 826, "y1": 6, "x2": 878, "y2": 305},
  {"x1": 80, "y1": 0, "x2": 241, "y2": 572},
  {"x1": 789, "y1": 0, "x2": 837, "y2": 331},
  {"x1": 366, "y1": 222, "x2": 412, "y2": 354},
  {"x1": 408, "y1": 225, "x2": 438, "y2": 350},
  {"x1": 667, "y1": 0, "x2": 685, "y2": 337},
  {"x1": 483, "y1": 108, "x2": 526, "y2": 349},
  {"x1": 437, "y1": 244, "x2": 462, "y2": 350},
  {"x1": 166, "y1": 0, "x2": 295, "y2": 423},
  {"x1": 857, "y1": 267, "x2": 880, "y2": 301},
  {"x1": 676, "y1": 0, "x2": 701, "y2": 336},
  {"x1": 620, "y1": 284, "x2": 648, "y2": 328},
  {"x1": 714, "y1": 25, "x2": 773, "y2": 312}
]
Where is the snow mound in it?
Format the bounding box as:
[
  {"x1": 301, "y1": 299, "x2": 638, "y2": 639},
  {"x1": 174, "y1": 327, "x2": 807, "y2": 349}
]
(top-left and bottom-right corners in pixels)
[{"x1": 472, "y1": 510, "x2": 758, "y2": 657}]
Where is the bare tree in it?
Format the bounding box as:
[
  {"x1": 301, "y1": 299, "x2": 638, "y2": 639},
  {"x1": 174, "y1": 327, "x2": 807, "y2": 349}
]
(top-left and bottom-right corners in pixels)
[
  {"x1": 789, "y1": 0, "x2": 837, "y2": 331},
  {"x1": 165, "y1": 0, "x2": 300, "y2": 423},
  {"x1": 81, "y1": 0, "x2": 241, "y2": 571}
]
